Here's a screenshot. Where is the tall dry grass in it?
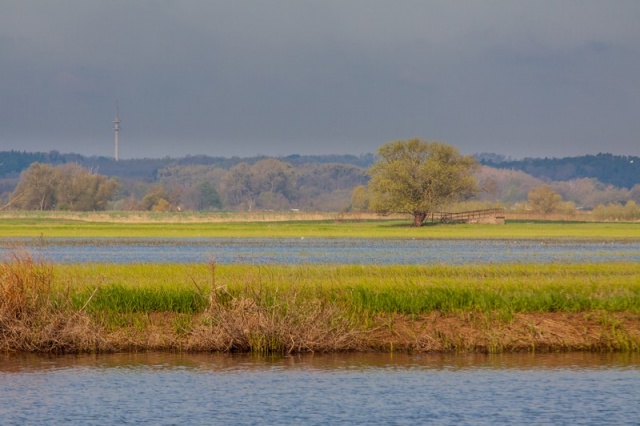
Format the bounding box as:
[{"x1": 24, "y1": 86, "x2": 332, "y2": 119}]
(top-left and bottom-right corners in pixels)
[
  {"x1": 187, "y1": 267, "x2": 363, "y2": 354},
  {"x1": 0, "y1": 246, "x2": 101, "y2": 352},
  {"x1": 190, "y1": 294, "x2": 362, "y2": 354}
]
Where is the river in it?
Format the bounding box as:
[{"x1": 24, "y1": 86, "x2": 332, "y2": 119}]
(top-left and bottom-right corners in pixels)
[
  {"x1": 1, "y1": 352, "x2": 639, "y2": 425},
  {"x1": 2, "y1": 237, "x2": 639, "y2": 264}
]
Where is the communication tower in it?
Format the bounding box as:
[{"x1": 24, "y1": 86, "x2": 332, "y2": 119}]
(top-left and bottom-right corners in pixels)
[{"x1": 113, "y1": 100, "x2": 120, "y2": 161}]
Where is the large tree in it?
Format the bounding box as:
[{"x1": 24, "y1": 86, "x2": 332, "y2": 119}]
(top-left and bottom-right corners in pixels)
[
  {"x1": 11, "y1": 163, "x2": 58, "y2": 210},
  {"x1": 11, "y1": 163, "x2": 120, "y2": 211},
  {"x1": 54, "y1": 163, "x2": 121, "y2": 211},
  {"x1": 368, "y1": 139, "x2": 478, "y2": 226},
  {"x1": 528, "y1": 184, "x2": 562, "y2": 214},
  {"x1": 221, "y1": 159, "x2": 296, "y2": 211}
]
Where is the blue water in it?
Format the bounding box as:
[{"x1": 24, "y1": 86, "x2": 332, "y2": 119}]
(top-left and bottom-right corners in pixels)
[
  {"x1": 3, "y1": 238, "x2": 639, "y2": 264},
  {"x1": 1, "y1": 352, "x2": 638, "y2": 425}
]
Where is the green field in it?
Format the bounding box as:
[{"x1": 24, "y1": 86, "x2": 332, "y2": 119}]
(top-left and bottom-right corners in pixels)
[{"x1": 0, "y1": 217, "x2": 639, "y2": 240}]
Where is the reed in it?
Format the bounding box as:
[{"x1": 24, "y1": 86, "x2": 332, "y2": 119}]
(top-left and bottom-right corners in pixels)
[
  {"x1": 0, "y1": 247, "x2": 100, "y2": 352},
  {"x1": 0, "y1": 245, "x2": 54, "y2": 319}
]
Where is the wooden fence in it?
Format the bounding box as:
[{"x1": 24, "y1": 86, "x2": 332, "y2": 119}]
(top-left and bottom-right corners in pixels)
[{"x1": 428, "y1": 208, "x2": 505, "y2": 223}]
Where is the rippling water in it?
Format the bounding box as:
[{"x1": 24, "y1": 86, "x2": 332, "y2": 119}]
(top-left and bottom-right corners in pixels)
[
  {"x1": 3, "y1": 238, "x2": 639, "y2": 264},
  {"x1": 1, "y1": 353, "x2": 638, "y2": 425}
]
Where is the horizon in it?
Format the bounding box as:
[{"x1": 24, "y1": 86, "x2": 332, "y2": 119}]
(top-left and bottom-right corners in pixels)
[{"x1": 2, "y1": 147, "x2": 639, "y2": 163}]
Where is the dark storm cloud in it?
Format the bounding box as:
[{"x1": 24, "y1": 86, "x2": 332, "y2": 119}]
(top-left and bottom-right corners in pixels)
[{"x1": 1, "y1": 1, "x2": 639, "y2": 158}]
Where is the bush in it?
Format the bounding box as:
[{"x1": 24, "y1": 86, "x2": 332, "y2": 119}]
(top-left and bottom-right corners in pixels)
[{"x1": 592, "y1": 201, "x2": 640, "y2": 221}]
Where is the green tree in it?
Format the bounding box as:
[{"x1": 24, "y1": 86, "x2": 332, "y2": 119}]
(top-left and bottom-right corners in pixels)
[
  {"x1": 11, "y1": 163, "x2": 120, "y2": 211},
  {"x1": 629, "y1": 184, "x2": 640, "y2": 204},
  {"x1": 194, "y1": 181, "x2": 222, "y2": 210},
  {"x1": 11, "y1": 163, "x2": 58, "y2": 210},
  {"x1": 528, "y1": 184, "x2": 562, "y2": 214},
  {"x1": 351, "y1": 185, "x2": 369, "y2": 211},
  {"x1": 221, "y1": 163, "x2": 255, "y2": 210},
  {"x1": 141, "y1": 185, "x2": 172, "y2": 211},
  {"x1": 368, "y1": 139, "x2": 478, "y2": 226},
  {"x1": 623, "y1": 200, "x2": 640, "y2": 220},
  {"x1": 221, "y1": 159, "x2": 297, "y2": 211},
  {"x1": 54, "y1": 164, "x2": 121, "y2": 211}
]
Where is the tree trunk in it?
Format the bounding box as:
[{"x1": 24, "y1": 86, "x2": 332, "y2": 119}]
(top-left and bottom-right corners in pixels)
[{"x1": 413, "y1": 212, "x2": 427, "y2": 226}]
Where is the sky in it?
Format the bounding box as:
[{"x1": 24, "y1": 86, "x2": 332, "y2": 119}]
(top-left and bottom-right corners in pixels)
[{"x1": 1, "y1": 1, "x2": 639, "y2": 159}]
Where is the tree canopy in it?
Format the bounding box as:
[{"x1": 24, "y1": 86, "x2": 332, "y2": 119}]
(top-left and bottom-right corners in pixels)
[
  {"x1": 368, "y1": 139, "x2": 478, "y2": 226},
  {"x1": 221, "y1": 159, "x2": 296, "y2": 211},
  {"x1": 11, "y1": 163, "x2": 120, "y2": 211},
  {"x1": 528, "y1": 184, "x2": 563, "y2": 214}
]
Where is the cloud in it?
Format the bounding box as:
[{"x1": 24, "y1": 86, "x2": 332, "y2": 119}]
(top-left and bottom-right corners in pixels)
[{"x1": 1, "y1": 1, "x2": 639, "y2": 158}]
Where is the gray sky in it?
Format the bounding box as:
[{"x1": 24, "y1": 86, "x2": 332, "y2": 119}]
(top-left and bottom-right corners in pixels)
[{"x1": 1, "y1": 1, "x2": 639, "y2": 159}]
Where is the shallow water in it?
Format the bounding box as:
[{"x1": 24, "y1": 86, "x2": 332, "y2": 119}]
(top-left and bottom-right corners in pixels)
[
  {"x1": 3, "y1": 237, "x2": 640, "y2": 264},
  {"x1": 1, "y1": 352, "x2": 638, "y2": 425}
]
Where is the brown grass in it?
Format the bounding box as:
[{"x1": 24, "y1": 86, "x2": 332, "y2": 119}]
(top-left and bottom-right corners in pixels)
[
  {"x1": 88, "y1": 310, "x2": 640, "y2": 354},
  {"x1": 4, "y1": 208, "x2": 637, "y2": 224},
  {"x1": 0, "y1": 247, "x2": 102, "y2": 353},
  {"x1": 0, "y1": 210, "x2": 408, "y2": 223}
]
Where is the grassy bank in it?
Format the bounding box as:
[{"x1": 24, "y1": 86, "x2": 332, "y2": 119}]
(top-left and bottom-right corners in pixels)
[
  {"x1": 0, "y1": 215, "x2": 639, "y2": 240},
  {"x1": 2, "y1": 251, "x2": 639, "y2": 354}
]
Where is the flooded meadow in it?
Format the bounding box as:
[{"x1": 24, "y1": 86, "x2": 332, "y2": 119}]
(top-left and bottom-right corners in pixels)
[{"x1": 4, "y1": 237, "x2": 640, "y2": 264}]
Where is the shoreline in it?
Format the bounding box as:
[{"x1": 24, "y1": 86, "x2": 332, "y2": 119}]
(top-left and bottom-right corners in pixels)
[
  {"x1": 2, "y1": 311, "x2": 639, "y2": 355},
  {"x1": 2, "y1": 227, "x2": 639, "y2": 355},
  {"x1": 2, "y1": 258, "x2": 639, "y2": 355}
]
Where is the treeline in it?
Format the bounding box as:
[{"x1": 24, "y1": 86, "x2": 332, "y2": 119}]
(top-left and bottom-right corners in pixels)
[
  {"x1": 4, "y1": 150, "x2": 638, "y2": 188},
  {"x1": 0, "y1": 150, "x2": 375, "y2": 179},
  {"x1": 4, "y1": 160, "x2": 368, "y2": 212},
  {"x1": 1, "y1": 150, "x2": 640, "y2": 218},
  {"x1": 122, "y1": 159, "x2": 368, "y2": 212},
  {"x1": 0, "y1": 150, "x2": 373, "y2": 212},
  {"x1": 474, "y1": 166, "x2": 640, "y2": 209},
  {"x1": 477, "y1": 153, "x2": 640, "y2": 189}
]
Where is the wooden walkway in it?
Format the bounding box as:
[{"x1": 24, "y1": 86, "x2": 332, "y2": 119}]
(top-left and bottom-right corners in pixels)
[{"x1": 428, "y1": 208, "x2": 505, "y2": 223}]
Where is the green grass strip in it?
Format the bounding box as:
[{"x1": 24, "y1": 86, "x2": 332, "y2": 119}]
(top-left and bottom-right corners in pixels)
[
  {"x1": 0, "y1": 217, "x2": 638, "y2": 239},
  {"x1": 56, "y1": 262, "x2": 640, "y2": 316}
]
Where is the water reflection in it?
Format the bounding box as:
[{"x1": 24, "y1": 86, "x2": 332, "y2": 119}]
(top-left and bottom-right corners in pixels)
[
  {"x1": 2, "y1": 351, "x2": 639, "y2": 373},
  {"x1": 1, "y1": 353, "x2": 639, "y2": 425}
]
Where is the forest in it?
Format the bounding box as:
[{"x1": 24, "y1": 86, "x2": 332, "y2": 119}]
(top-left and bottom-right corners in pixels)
[
  {"x1": 477, "y1": 153, "x2": 640, "y2": 189},
  {"x1": 1, "y1": 149, "x2": 639, "y2": 218}
]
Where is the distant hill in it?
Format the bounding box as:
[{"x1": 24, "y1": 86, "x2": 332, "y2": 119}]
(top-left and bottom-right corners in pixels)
[
  {"x1": 0, "y1": 151, "x2": 376, "y2": 179},
  {"x1": 3, "y1": 150, "x2": 638, "y2": 189},
  {"x1": 477, "y1": 153, "x2": 640, "y2": 189}
]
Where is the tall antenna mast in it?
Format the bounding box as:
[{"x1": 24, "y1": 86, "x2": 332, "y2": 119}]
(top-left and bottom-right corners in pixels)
[{"x1": 113, "y1": 100, "x2": 120, "y2": 161}]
